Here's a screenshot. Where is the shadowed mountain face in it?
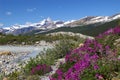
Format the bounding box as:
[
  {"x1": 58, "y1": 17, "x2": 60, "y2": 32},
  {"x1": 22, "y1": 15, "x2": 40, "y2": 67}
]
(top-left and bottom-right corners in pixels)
[{"x1": 39, "y1": 19, "x2": 120, "y2": 37}]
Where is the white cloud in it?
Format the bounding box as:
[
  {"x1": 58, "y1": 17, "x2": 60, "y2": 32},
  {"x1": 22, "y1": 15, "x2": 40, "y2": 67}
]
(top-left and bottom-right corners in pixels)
[
  {"x1": 14, "y1": 23, "x2": 20, "y2": 26},
  {"x1": 25, "y1": 22, "x2": 32, "y2": 25},
  {"x1": 0, "y1": 23, "x2": 4, "y2": 27},
  {"x1": 40, "y1": 16, "x2": 44, "y2": 18},
  {"x1": 6, "y1": 12, "x2": 12, "y2": 15},
  {"x1": 27, "y1": 8, "x2": 36, "y2": 12}
]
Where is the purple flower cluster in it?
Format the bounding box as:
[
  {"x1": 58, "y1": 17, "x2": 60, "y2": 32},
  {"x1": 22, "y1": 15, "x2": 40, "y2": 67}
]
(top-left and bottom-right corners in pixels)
[
  {"x1": 64, "y1": 53, "x2": 99, "y2": 80},
  {"x1": 31, "y1": 64, "x2": 52, "y2": 75},
  {"x1": 95, "y1": 73, "x2": 104, "y2": 80},
  {"x1": 50, "y1": 38, "x2": 118, "y2": 80},
  {"x1": 97, "y1": 26, "x2": 120, "y2": 38},
  {"x1": 49, "y1": 26, "x2": 120, "y2": 80}
]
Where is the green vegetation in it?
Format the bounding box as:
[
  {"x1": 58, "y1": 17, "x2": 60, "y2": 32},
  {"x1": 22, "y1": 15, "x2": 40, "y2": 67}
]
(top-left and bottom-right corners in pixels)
[
  {"x1": 1, "y1": 21, "x2": 120, "y2": 80},
  {"x1": 50, "y1": 26, "x2": 120, "y2": 80},
  {"x1": 8, "y1": 71, "x2": 40, "y2": 80},
  {"x1": 1, "y1": 19, "x2": 119, "y2": 45},
  {"x1": 23, "y1": 39, "x2": 83, "y2": 74},
  {"x1": 96, "y1": 34, "x2": 120, "y2": 48},
  {"x1": 7, "y1": 36, "x2": 84, "y2": 79},
  {"x1": 0, "y1": 73, "x2": 4, "y2": 80},
  {"x1": 0, "y1": 33, "x2": 81, "y2": 45}
]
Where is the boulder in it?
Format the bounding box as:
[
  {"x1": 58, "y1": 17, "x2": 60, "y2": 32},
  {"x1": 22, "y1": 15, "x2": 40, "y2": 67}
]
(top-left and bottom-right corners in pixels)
[
  {"x1": 112, "y1": 77, "x2": 120, "y2": 80},
  {"x1": 0, "y1": 51, "x2": 12, "y2": 55},
  {"x1": 79, "y1": 43, "x2": 84, "y2": 47},
  {"x1": 3, "y1": 77, "x2": 8, "y2": 80}
]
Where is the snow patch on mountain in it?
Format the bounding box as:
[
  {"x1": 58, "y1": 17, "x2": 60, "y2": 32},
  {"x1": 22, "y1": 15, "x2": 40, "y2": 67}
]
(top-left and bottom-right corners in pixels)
[
  {"x1": 1, "y1": 13, "x2": 120, "y2": 35},
  {"x1": 64, "y1": 20, "x2": 76, "y2": 25},
  {"x1": 1, "y1": 18, "x2": 64, "y2": 35}
]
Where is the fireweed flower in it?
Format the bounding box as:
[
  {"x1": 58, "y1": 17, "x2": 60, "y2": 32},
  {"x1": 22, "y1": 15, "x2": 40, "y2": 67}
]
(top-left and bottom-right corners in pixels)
[
  {"x1": 95, "y1": 73, "x2": 104, "y2": 80},
  {"x1": 93, "y1": 64, "x2": 99, "y2": 70},
  {"x1": 56, "y1": 69, "x2": 63, "y2": 76},
  {"x1": 31, "y1": 64, "x2": 52, "y2": 75},
  {"x1": 50, "y1": 26, "x2": 120, "y2": 80},
  {"x1": 97, "y1": 26, "x2": 120, "y2": 38}
]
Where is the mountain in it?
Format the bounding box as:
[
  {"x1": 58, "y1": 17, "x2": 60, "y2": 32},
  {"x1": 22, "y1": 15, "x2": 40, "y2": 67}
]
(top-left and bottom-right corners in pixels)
[
  {"x1": 1, "y1": 13, "x2": 120, "y2": 35},
  {"x1": 1, "y1": 18, "x2": 64, "y2": 35},
  {"x1": 41, "y1": 19, "x2": 120, "y2": 37},
  {"x1": 27, "y1": 13, "x2": 120, "y2": 36},
  {"x1": 65, "y1": 14, "x2": 120, "y2": 27}
]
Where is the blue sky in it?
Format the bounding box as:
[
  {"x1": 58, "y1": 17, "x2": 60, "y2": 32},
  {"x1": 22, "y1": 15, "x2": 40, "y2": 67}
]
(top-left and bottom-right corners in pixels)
[{"x1": 0, "y1": 0, "x2": 120, "y2": 27}]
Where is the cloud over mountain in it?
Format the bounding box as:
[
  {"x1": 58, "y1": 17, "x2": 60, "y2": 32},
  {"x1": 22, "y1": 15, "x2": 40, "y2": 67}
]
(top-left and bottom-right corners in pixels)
[{"x1": 6, "y1": 12, "x2": 12, "y2": 16}]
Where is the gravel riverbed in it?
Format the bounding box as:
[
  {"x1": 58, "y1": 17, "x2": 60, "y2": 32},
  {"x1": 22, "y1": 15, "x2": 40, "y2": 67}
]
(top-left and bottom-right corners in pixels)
[{"x1": 0, "y1": 45, "x2": 52, "y2": 75}]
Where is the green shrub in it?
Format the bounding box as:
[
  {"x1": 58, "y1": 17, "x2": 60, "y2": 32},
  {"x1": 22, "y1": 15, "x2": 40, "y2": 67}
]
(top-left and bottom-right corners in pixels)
[
  {"x1": 26, "y1": 75, "x2": 40, "y2": 80},
  {"x1": 0, "y1": 73, "x2": 4, "y2": 80},
  {"x1": 23, "y1": 39, "x2": 83, "y2": 75}
]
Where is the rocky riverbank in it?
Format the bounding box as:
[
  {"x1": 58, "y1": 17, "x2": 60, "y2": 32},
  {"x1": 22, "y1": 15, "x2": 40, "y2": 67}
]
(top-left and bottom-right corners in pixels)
[
  {"x1": 0, "y1": 51, "x2": 29, "y2": 75},
  {"x1": 0, "y1": 45, "x2": 52, "y2": 76}
]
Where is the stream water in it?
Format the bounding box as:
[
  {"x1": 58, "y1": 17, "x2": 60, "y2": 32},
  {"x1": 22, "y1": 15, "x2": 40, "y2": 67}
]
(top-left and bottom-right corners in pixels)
[{"x1": 0, "y1": 45, "x2": 52, "y2": 61}]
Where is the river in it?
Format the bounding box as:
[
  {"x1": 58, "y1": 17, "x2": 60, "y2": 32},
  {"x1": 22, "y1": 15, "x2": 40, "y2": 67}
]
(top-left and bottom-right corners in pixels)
[
  {"x1": 0, "y1": 45, "x2": 53, "y2": 74},
  {"x1": 0, "y1": 45, "x2": 52, "y2": 62}
]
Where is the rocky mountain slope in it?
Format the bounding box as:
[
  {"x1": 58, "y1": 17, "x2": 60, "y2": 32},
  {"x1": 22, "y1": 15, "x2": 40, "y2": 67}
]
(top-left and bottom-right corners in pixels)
[
  {"x1": 40, "y1": 19, "x2": 120, "y2": 37},
  {"x1": 0, "y1": 13, "x2": 120, "y2": 35}
]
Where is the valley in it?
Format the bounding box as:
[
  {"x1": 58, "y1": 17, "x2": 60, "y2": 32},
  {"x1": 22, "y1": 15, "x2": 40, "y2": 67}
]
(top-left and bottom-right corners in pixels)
[{"x1": 0, "y1": 13, "x2": 120, "y2": 80}]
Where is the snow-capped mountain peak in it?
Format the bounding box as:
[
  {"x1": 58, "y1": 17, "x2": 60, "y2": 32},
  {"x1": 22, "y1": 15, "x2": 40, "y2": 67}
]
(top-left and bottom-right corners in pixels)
[
  {"x1": 65, "y1": 13, "x2": 120, "y2": 27},
  {"x1": 1, "y1": 18, "x2": 64, "y2": 35},
  {"x1": 110, "y1": 13, "x2": 120, "y2": 20},
  {"x1": 46, "y1": 17, "x2": 52, "y2": 22},
  {"x1": 64, "y1": 20, "x2": 76, "y2": 25},
  {"x1": 1, "y1": 13, "x2": 120, "y2": 35},
  {"x1": 40, "y1": 17, "x2": 53, "y2": 26}
]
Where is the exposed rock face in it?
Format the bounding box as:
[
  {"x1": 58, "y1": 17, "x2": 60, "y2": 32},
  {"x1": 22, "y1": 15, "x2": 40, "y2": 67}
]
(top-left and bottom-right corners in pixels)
[
  {"x1": 46, "y1": 31, "x2": 94, "y2": 39},
  {"x1": 0, "y1": 51, "x2": 11, "y2": 55}
]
